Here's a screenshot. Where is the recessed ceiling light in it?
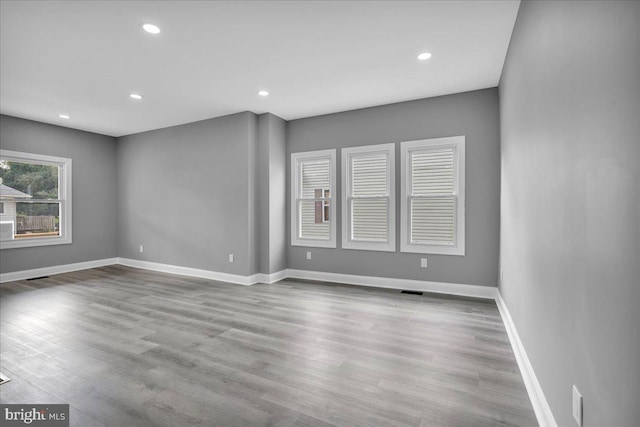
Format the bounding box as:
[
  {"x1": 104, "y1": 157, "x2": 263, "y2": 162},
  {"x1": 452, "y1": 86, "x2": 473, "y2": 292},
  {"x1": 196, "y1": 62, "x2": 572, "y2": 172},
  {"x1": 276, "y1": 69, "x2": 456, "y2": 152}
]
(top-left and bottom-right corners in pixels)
[
  {"x1": 129, "y1": 93, "x2": 143, "y2": 100},
  {"x1": 142, "y1": 23, "x2": 161, "y2": 34},
  {"x1": 258, "y1": 90, "x2": 269, "y2": 96},
  {"x1": 417, "y1": 52, "x2": 432, "y2": 61},
  {"x1": 58, "y1": 114, "x2": 70, "y2": 119}
]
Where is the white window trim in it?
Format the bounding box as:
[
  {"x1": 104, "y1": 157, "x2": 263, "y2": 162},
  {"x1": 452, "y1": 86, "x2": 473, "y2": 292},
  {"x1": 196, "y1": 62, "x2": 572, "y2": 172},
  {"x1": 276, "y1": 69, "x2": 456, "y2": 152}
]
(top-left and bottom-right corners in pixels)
[
  {"x1": 0, "y1": 150, "x2": 72, "y2": 249},
  {"x1": 291, "y1": 149, "x2": 336, "y2": 248},
  {"x1": 341, "y1": 143, "x2": 395, "y2": 252},
  {"x1": 400, "y1": 136, "x2": 465, "y2": 256}
]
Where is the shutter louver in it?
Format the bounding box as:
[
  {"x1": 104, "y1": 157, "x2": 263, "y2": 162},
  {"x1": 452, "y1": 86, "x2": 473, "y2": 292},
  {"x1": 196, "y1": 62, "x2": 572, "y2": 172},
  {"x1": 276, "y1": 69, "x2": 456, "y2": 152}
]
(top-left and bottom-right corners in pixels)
[
  {"x1": 352, "y1": 155, "x2": 387, "y2": 196},
  {"x1": 410, "y1": 198, "x2": 455, "y2": 244},
  {"x1": 411, "y1": 150, "x2": 454, "y2": 195},
  {"x1": 410, "y1": 148, "x2": 456, "y2": 245},
  {"x1": 301, "y1": 160, "x2": 330, "y2": 197},
  {"x1": 350, "y1": 153, "x2": 389, "y2": 242},
  {"x1": 300, "y1": 159, "x2": 330, "y2": 240},
  {"x1": 301, "y1": 200, "x2": 330, "y2": 238},
  {"x1": 352, "y1": 198, "x2": 388, "y2": 241}
]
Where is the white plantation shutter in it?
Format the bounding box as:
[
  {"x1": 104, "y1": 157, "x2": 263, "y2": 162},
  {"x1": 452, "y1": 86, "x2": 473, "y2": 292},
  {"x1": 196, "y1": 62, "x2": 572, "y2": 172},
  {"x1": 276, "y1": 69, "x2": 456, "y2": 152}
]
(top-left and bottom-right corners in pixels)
[
  {"x1": 411, "y1": 150, "x2": 454, "y2": 194},
  {"x1": 351, "y1": 153, "x2": 388, "y2": 241},
  {"x1": 410, "y1": 197, "x2": 455, "y2": 244},
  {"x1": 291, "y1": 150, "x2": 336, "y2": 247},
  {"x1": 352, "y1": 154, "x2": 387, "y2": 196},
  {"x1": 400, "y1": 136, "x2": 465, "y2": 255},
  {"x1": 299, "y1": 159, "x2": 330, "y2": 239},
  {"x1": 342, "y1": 144, "x2": 395, "y2": 251},
  {"x1": 410, "y1": 148, "x2": 456, "y2": 245},
  {"x1": 300, "y1": 160, "x2": 330, "y2": 198},
  {"x1": 352, "y1": 198, "x2": 388, "y2": 241}
]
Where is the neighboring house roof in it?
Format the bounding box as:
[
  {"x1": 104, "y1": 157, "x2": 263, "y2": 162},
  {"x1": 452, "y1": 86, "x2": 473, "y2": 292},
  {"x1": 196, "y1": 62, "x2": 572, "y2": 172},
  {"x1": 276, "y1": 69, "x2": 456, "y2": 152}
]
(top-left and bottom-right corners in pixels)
[{"x1": 0, "y1": 184, "x2": 32, "y2": 199}]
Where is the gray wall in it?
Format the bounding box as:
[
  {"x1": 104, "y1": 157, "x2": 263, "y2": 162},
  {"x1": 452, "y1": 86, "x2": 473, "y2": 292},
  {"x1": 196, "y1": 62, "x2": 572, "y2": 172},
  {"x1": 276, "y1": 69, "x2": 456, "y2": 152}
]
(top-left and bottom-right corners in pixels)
[
  {"x1": 257, "y1": 113, "x2": 288, "y2": 275},
  {"x1": 257, "y1": 115, "x2": 271, "y2": 274},
  {"x1": 248, "y1": 113, "x2": 258, "y2": 275},
  {"x1": 499, "y1": 1, "x2": 640, "y2": 425},
  {"x1": 287, "y1": 88, "x2": 501, "y2": 286},
  {"x1": 268, "y1": 114, "x2": 287, "y2": 273},
  {"x1": 117, "y1": 112, "x2": 259, "y2": 276},
  {"x1": 0, "y1": 115, "x2": 118, "y2": 273}
]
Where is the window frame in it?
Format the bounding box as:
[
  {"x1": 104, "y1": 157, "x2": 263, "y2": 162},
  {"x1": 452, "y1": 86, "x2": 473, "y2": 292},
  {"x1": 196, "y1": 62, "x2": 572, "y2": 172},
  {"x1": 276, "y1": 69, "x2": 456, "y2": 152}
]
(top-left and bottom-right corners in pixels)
[
  {"x1": 0, "y1": 150, "x2": 72, "y2": 249},
  {"x1": 341, "y1": 143, "x2": 396, "y2": 252},
  {"x1": 290, "y1": 149, "x2": 336, "y2": 248},
  {"x1": 400, "y1": 136, "x2": 465, "y2": 256}
]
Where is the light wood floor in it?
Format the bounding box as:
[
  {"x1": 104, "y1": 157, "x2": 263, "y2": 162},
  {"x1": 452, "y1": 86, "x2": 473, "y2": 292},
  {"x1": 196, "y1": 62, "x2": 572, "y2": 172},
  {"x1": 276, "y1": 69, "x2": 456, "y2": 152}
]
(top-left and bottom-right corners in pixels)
[{"x1": 0, "y1": 265, "x2": 537, "y2": 426}]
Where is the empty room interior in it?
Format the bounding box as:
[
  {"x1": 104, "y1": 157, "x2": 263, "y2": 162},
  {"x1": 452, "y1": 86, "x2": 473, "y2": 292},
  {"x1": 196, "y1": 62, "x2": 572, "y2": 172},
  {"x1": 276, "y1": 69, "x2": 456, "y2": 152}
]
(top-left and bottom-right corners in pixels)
[{"x1": 0, "y1": 1, "x2": 638, "y2": 426}]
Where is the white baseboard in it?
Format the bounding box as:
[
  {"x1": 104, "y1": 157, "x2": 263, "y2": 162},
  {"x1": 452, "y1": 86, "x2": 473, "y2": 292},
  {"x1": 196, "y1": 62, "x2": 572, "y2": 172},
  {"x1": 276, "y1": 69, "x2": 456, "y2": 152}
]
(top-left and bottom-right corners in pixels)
[
  {"x1": 1, "y1": 258, "x2": 494, "y2": 299},
  {"x1": 254, "y1": 269, "x2": 288, "y2": 284},
  {"x1": 496, "y1": 292, "x2": 557, "y2": 427},
  {"x1": 1, "y1": 257, "x2": 289, "y2": 286},
  {"x1": 0, "y1": 258, "x2": 119, "y2": 283},
  {"x1": 284, "y1": 268, "x2": 497, "y2": 299},
  {"x1": 117, "y1": 258, "x2": 259, "y2": 286}
]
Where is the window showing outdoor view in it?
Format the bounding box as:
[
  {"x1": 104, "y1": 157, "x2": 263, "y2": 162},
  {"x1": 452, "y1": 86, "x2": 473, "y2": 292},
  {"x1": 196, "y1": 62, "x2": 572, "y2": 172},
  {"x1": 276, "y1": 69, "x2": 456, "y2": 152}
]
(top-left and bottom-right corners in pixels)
[{"x1": 0, "y1": 159, "x2": 61, "y2": 241}]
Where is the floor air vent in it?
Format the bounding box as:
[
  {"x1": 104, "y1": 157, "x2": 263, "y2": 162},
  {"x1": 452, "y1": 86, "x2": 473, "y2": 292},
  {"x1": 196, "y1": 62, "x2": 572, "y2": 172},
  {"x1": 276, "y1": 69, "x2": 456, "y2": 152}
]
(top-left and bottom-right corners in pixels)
[
  {"x1": 26, "y1": 276, "x2": 49, "y2": 281},
  {"x1": 0, "y1": 372, "x2": 11, "y2": 385},
  {"x1": 401, "y1": 290, "x2": 423, "y2": 296}
]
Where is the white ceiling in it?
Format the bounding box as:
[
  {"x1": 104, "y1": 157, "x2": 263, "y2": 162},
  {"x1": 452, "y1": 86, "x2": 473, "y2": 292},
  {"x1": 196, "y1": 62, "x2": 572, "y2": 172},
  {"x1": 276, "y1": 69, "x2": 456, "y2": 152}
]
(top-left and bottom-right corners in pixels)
[{"x1": 0, "y1": 1, "x2": 520, "y2": 137}]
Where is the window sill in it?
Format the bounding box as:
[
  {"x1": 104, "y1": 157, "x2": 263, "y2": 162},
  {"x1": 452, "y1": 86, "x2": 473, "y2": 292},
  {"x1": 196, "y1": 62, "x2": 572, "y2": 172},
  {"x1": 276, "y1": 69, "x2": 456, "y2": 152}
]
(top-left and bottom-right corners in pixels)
[
  {"x1": 1, "y1": 235, "x2": 72, "y2": 250},
  {"x1": 291, "y1": 239, "x2": 336, "y2": 249},
  {"x1": 342, "y1": 241, "x2": 395, "y2": 252},
  {"x1": 400, "y1": 242, "x2": 465, "y2": 256}
]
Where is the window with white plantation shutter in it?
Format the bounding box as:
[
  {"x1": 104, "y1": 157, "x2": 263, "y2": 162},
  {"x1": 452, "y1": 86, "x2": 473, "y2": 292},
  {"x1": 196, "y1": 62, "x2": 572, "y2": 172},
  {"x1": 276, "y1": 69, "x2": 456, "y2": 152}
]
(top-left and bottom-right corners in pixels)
[
  {"x1": 400, "y1": 136, "x2": 465, "y2": 255},
  {"x1": 291, "y1": 149, "x2": 336, "y2": 248},
  {"x1": 342, "y1": 143, "x2": 395, "y2": 251}
]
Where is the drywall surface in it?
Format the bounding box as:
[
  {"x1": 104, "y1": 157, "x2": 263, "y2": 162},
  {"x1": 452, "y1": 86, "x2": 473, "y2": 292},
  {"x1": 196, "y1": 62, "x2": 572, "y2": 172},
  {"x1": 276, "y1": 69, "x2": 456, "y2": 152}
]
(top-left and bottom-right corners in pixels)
[
  {"x1": 0, "y1": 115, "x2": 118, "y2": 272},
  {"x1": 117, "y1": 112, "x2": 257, "y2": 276},
  {"x1": 256, "y1": 113, "x2": 287, "y2": 275},
  {"x1": 268, "y1": 114, "x2": 287, "y2": 273},
  {"x1": 248, "y1": 113, "x2": 258, "y2": 275},
  {"x1": 499, "y1": 1, "x2": 640, "y2": 425},
  {"x1": 257, "y1": 114, "x2": 271, "y2": 274},
  {"x1": 287, "y1": 88, "x2": 500, "y2": 286}
]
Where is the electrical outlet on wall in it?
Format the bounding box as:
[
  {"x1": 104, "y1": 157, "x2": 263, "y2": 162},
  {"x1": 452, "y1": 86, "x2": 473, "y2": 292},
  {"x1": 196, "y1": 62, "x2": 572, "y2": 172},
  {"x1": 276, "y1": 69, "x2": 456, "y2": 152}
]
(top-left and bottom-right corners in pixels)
[
  {"x1": 572, "y1": 385, "x2": 583, "y2": 426},
  {"x1": 500, "y1": 268, "x2": 504, "y2": 283},
  {"x1": 228, "y1": 254, "x2": 234, "y2": 263},
  {"x1": 306, "y1": 251, "x2": 311, "y2": 260},
  {"x1": 139, "y1": 245, "x2": 144, "y2": 253},
  {"x1": 421, "y1": 258, "x2": 428, "y2": 268}
]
